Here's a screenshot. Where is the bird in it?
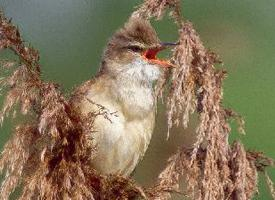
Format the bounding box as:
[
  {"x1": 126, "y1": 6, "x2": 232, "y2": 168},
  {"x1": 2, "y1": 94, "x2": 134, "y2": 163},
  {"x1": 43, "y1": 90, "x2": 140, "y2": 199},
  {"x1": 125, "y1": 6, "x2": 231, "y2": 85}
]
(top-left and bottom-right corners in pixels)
[{"x1": 71, "y1": 16, "x2": 176, "y2": 177}]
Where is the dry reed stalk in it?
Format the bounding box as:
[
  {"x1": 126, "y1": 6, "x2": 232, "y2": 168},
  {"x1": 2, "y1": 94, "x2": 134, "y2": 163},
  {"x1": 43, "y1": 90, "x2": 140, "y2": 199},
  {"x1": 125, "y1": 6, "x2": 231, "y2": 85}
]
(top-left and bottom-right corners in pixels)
[
  {"x1": 0, "y1": 11, "x2": 145, "y2": 200},
  {"x1": 134, "y1": 1, "x2": 275, "y2": 200},
  {"x1": 0, "y1": 1, "x2": 274, "y2": 200}
]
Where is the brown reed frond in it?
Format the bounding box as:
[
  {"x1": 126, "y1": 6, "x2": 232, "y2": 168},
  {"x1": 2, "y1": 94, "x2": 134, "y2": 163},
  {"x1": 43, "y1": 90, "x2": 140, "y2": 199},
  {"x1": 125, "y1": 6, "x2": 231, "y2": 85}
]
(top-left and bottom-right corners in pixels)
[
  {"x1": 0, "y1": 11, "x2": 145, "y2": 200},
  {"x1": 134, "y1": 1, "x2": 275, "y2": 200},
  {"x1": 132, "y1": 0, "x2": 181, "y2": 20},
  {"x1": 265, "y1": 171, "x2": 275, "y2": 199},
  {"x1": 0, "y1": 1, "x2": 274, "y2": 200}
]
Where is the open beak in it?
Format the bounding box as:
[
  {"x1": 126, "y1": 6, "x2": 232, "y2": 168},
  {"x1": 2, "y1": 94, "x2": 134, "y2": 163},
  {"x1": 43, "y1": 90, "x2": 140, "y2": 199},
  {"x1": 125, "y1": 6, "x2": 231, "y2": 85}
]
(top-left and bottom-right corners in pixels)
[
  {"x1": 160, "y1": 42, "x2": 179, "y2": 49},
  {"x1": 142, "y1": 42, "x2": 178, "y2": 68}
]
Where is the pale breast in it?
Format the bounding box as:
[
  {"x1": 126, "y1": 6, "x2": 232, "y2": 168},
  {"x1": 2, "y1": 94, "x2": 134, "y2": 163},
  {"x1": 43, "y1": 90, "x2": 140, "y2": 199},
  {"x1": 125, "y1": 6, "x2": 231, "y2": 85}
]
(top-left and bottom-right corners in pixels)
[
  {"x1": 77, "y1": 82, "x2": 156, "y2": 176},
  {"x1": 91, "y1": 110, "x2": 155, "y2": 176}
]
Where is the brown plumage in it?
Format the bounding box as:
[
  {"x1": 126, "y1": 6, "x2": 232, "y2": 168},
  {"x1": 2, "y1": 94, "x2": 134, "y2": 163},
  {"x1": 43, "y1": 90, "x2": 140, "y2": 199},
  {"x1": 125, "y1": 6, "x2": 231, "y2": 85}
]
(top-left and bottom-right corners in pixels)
[{"x1": 71, "y1": 17, "x2": 172, "y2": 176}]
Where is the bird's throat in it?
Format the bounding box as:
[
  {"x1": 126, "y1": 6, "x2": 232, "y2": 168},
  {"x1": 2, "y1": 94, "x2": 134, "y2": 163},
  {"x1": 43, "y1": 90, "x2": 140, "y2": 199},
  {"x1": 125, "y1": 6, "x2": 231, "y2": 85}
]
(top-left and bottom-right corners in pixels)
[
  {"x1": 110, "y1": 59, "x2": 159, "y2": 119},
  {"x1": 113, "y1": 80, "x2": 155, "y2": 119},
  {"x1": 119, "y1": 57, "x2": 161, "y2": 84}
]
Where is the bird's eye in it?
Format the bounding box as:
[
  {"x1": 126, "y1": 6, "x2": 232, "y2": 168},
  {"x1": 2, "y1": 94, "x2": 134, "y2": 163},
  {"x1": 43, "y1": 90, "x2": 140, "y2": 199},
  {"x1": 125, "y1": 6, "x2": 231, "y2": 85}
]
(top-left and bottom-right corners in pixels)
[{"x1": 128, "y1": 45, "x2": 143, "y2": 52}]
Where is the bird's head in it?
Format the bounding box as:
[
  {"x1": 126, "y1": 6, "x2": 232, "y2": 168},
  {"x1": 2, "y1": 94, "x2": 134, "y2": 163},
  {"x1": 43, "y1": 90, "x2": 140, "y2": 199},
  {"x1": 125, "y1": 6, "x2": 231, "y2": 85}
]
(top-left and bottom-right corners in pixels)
[{"x1": 100, "y1": 17, "x2": 177, "y2": 84}]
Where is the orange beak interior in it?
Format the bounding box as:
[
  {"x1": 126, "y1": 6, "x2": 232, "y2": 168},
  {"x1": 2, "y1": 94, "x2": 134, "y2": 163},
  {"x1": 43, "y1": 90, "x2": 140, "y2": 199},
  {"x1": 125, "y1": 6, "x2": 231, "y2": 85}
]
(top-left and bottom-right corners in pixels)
[{"x1": 142, "y1": 48, "x2": 174, "y2": 68}]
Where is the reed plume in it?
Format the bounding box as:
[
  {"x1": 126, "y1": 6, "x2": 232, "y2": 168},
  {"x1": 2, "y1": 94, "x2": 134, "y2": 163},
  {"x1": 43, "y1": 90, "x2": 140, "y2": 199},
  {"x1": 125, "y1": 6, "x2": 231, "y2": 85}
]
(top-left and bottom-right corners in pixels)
[{"x1": 0, "y1": 1, "x2": 274, "y2": 199}]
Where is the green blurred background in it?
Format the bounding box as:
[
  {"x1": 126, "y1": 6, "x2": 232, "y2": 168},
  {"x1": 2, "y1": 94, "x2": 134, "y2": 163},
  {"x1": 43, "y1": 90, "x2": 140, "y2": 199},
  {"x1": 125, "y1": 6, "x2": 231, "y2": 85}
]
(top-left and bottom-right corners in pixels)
[{"x1": 0, "y1": 0, "x2": 274, "y2": 199}]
